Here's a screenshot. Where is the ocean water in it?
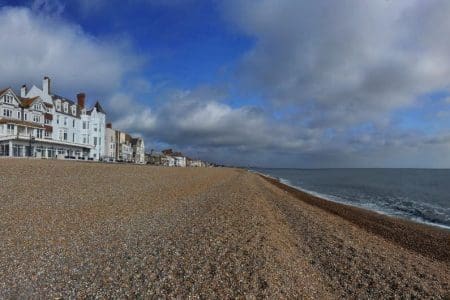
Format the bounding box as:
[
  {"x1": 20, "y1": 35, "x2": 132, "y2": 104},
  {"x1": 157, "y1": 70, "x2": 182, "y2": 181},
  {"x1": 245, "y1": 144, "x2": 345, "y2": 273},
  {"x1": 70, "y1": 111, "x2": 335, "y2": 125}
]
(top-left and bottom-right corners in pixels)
[{"x1": 251, "y1": 168, "x2": 450, "y2": 229}]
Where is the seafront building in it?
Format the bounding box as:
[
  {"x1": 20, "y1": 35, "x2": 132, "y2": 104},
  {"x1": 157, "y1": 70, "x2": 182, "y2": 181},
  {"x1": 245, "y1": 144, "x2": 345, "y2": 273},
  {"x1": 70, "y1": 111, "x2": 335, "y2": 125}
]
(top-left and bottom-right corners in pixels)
[
  {"x1": 0, "y1": 77, "x2": 144, "y2": 163},
  {"x1": 131, "y1": 137, "x2": 146, "y2": 164},
  {"x1": 154, "y1": 148, "x2": 207, "y2": 167},
  {"x1": 104, "y1": 123, "x2": 145, "y2": 163}
]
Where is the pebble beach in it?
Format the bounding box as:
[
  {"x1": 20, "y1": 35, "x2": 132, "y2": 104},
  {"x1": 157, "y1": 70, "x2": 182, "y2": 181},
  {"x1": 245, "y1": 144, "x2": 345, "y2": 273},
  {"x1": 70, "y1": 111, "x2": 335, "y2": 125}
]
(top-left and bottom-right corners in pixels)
[{"x1": 0, "y1": 159, "x2": 449, "y2": 298}]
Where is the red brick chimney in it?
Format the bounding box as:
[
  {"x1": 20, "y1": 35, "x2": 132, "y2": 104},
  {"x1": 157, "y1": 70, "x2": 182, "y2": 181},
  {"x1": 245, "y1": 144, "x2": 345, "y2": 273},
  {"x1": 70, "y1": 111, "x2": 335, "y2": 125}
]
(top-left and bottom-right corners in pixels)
[
  {"x1": 106, "y1": 123, "x2": 112, "y2": 129},
  {"x1": 77, "y1": 93, "x2": 86, "y2": 109}
]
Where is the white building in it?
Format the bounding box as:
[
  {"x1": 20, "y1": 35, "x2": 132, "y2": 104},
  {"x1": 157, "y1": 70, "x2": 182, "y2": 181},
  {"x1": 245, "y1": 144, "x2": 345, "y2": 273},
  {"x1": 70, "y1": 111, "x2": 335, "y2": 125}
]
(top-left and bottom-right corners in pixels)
[
  {"x1": 131, "y1": 137, "x2": 145, "y2": 164},
  {"x1": 189, "y1": 160, "x2": 205, "y2": 167},
  {"x1": 0, "y1": 77, "x2": 106, "y2": 160},
  {"x1": 162, "y1": 155, "x2": 176, "y2": 167},
  {"x1": 174, "y1": 156, "x2": 187, "y2": 167}
]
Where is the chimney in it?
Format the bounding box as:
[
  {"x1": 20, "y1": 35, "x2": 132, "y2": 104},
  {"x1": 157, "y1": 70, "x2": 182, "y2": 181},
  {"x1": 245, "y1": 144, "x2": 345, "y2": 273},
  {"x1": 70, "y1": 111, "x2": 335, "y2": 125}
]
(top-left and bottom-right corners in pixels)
[
  {"x1": 43, "y1": 76, "x2": 51, "y2": 95},
  {"x1": 106, "y1": 123, "x2": 112, "y2": 129},
  {"x1": 77, "y1": 93, "x2": 86, "y2": 109},
  {"x1": 20, "y1": 84, "x2": 27, "y2": 97}
]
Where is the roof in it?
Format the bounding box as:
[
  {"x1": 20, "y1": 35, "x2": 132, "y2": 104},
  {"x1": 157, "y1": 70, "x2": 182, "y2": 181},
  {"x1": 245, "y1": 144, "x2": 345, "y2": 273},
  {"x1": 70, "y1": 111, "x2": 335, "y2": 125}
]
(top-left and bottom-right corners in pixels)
[
  {"x1": 51, "y1": 94, "x2": 81, "y2": 118},
  {"x1": 94, "y1": 101, "x2": 106, "y2": 114},
  {"x1": 87, "y1": 101, "x2": 106, "y2": 115},
  {"x1": 131, "y1": 137, "x2": 143, "y2": 145},
  {"x1": 52, "y1": 94, "x2": 76, "y2": 106},
  {"x1": 0, "y1": 87, "x2": 9, "y2": 96},
  {"x1": 19, "y1": 96, "x2": 39, "y2": 108}
]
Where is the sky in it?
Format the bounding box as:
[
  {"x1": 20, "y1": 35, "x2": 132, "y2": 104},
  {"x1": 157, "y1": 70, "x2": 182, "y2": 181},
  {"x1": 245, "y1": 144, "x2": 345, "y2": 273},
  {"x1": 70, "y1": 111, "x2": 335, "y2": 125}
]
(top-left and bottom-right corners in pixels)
[{"x1": 1, "y1": 0, "x2": 450, "y2": 168}]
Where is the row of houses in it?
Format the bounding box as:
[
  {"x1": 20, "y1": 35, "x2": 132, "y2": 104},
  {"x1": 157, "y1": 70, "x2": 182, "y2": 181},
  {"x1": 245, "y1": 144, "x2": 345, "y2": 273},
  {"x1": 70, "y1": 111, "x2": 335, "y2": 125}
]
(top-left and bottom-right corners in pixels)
[
  {"x1": 146, "y1": 149, "x2": 209, "y2": 167},
  {"x1": 0, "y1": 77, "x2": 145, "y2": 163}
]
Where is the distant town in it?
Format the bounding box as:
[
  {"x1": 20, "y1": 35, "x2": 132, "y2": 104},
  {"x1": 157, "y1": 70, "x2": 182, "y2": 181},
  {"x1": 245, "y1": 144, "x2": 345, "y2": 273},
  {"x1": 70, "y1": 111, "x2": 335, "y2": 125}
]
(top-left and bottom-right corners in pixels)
[{"x1": 0, "y1": 77, "x2": 211, "y2": 167}]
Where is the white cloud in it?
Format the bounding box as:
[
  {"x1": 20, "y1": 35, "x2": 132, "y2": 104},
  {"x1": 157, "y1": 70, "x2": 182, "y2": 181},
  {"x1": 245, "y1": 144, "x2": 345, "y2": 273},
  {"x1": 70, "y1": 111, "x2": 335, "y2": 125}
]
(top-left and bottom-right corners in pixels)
[{"x1": 0, "y1": 5, "x2": 139, "y2": 98}]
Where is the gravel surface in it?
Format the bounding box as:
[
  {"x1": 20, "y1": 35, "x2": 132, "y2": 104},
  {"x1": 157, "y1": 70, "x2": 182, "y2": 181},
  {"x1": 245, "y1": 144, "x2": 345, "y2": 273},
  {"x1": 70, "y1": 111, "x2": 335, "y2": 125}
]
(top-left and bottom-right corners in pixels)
[{"x1": 0, "y1": 159, "x2": 448, "y2": 298}]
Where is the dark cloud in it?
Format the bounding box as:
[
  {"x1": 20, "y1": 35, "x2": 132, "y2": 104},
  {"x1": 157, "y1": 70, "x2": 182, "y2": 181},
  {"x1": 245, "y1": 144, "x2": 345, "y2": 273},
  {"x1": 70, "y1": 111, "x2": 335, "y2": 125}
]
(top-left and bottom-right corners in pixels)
[
  {"x1": 223, "y1": 0, "x2": 450, "y2": 128},
  {"x1": 2, "y1": 1, "x2": 450, "y2": 167}
]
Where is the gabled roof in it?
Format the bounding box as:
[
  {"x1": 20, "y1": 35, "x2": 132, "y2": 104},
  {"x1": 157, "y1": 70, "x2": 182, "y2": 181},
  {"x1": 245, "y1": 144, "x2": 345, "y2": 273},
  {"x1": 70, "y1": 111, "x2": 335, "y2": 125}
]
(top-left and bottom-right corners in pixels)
[
  {"x1": 19, "y1": 96, "x2": 40, "y2": 108},
  {"x1": 0, "y1": 87, "x2": 9, "y2": 96},
  {"x1": 0, "y1": 87, "x2": 21, "y2": 105}
]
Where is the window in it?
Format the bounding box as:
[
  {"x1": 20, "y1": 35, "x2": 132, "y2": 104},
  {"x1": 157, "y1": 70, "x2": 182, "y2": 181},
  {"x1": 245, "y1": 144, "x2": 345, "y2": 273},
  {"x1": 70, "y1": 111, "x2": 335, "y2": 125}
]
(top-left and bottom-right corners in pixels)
[
  {"x1": 34, "y1": 104, "x2": 41, "y2": 111},
  {"x1": 17, "y1": 111, "x2": 21, "y2": 119},
  {"x1": 36, "y1": 129, "x2": 43, "y2": 139},
  {"x1": 83, "y1": 136, "x2": 87, "y2": 144},
  {"x1": 64, "y1": 117, "x2": 67, "y2": 126},
  {"x1": 73, "y1": 119, "x2": 75, "y2": 128},
  {"x1": 56, "y1": 115, "x2": 59, "y2": 124},
  {"x1": 7, "y1": 124, "x2": 14, "y2": 134},
  {"x1": 82, "y1": 121, "x2": 86, "y2": 129},
  {"x1": 24, "y1": 113, "x2": 27, "y2": 121},
  {"x1": 73, "y1": 133, "x2": 75, "y2": 142},
  {"x1": 63, "y1": 103, "x2": 68, "y2": 113},
  {"x1": 45, "y1": 131, "x2": 51, "y2": 138},
  {"x1": 63, "y1": 131, "x2": 68, "y2": 141},
  {"x1": 93, "y1": 137, "x2": 97, "y2": 146},
  {"x1": 94, "y1": 127, "x2": 97, "y2": 132},
  {"x1": 71, "y1": 106, "x2": 76, "y2": 116},
  {"x1": 56, "y1": 100, "x2": 61, "y2": 111},
  {"x1": 33, "y1": 115, "x2": 40, "y2": 123},
  {"x1": 3, "y1": 109, "x2": 12, "y2": 117},
  {"x1": 45, "y1": 118, "x2": 51, "y2": 124},
  {"x1": 3, "y1": 94, "x2": 13, "y2": 104}
]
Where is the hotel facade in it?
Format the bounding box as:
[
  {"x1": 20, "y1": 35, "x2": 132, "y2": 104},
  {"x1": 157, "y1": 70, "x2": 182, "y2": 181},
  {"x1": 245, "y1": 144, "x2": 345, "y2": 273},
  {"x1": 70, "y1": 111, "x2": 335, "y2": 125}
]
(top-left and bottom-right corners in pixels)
[{"x1": 0, "y1": 77, "x2": 145, "y2": 163}]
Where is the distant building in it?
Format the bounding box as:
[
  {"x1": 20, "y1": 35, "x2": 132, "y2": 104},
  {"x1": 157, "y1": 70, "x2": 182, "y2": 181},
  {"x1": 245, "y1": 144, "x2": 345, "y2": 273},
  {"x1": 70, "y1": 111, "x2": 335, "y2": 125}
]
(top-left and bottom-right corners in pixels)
[
  {"x1": 162, "y1": 155, "x2": 175, "y2": 167},
  {"x1": 189, "y1": 159, "x2": 205, "y2": 167},
  {"x1": 104, "y1": 123, "x2": 116, "y2": 162},
  {"x1": 146, "y1": 151, "x2": 163, "y2": 165},
  {"x1": 174, "y1": 156, "x2": 187, "y2": 167},
  {"x1": 131, "y1": 137, "x2": 145, "y2": 164}
]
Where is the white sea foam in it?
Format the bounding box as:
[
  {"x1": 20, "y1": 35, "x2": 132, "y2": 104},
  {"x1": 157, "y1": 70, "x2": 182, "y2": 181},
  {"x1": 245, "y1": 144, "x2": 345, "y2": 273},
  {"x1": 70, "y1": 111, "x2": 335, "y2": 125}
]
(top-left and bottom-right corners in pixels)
[{"x1": 251, "y1": 169, "x2": 450, "y2": 231}]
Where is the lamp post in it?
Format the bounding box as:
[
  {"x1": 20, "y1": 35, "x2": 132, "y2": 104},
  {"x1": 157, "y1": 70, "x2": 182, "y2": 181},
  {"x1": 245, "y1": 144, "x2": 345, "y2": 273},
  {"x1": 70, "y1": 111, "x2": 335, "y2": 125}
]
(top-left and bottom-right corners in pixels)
[{"x1": 29, "y1": 132, "x2": 35, "y2": 157}]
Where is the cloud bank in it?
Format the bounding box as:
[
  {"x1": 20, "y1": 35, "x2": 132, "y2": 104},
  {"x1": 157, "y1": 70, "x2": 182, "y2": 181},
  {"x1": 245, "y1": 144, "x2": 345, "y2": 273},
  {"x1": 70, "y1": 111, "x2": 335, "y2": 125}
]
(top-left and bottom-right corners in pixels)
[{"x1": 1, "y1": 1, "x2": 450, "y2": 167}]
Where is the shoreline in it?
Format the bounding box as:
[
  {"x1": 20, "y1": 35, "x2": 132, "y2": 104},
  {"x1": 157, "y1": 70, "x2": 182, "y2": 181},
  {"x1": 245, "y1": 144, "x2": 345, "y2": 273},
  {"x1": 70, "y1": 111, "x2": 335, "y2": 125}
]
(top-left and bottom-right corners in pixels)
[
  {"x1": 251, "y1": 170, "x2": 450, "y2": 230},
  {"x1": 258, "y1": 172, "x2": 450, "y2": 263},
  {"x1": 1, "y1": 159, "x2": 449, "y2": 297}
]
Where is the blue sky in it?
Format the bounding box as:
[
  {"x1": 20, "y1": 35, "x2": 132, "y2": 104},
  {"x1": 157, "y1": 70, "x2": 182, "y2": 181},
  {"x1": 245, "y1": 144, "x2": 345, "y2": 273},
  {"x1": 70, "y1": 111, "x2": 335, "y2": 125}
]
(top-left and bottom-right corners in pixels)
[{"x1": 1, "y1": 0, "x2": 450, "y2": 167}]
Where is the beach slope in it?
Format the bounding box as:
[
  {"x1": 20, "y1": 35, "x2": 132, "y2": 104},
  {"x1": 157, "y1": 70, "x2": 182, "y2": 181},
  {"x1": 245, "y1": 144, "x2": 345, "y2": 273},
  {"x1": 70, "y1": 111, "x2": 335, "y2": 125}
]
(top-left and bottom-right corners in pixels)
[{"x1": 0, "y1": 160, "x2": 448, "y2": 298}]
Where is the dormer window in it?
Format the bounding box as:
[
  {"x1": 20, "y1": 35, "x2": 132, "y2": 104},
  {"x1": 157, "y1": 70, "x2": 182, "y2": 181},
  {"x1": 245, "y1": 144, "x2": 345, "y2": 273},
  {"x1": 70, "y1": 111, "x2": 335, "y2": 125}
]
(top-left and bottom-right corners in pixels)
[
  {"x1": 63, "y1": 103, "x2": 68, "y2": 113},
  {"x1": 34, "y1": 104, "x2": 41, "y2": 111},
  {"x1": 71, "y1": 105, "x2": 76, "y2": 116},
  {"x1": 56, "y1": 100, "x2": 61, "y2": 111}
]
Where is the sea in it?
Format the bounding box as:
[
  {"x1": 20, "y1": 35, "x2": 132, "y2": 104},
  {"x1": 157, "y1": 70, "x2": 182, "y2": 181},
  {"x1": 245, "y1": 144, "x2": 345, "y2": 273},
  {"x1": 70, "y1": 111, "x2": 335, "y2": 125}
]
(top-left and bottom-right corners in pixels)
[{"x1": 250, "y1": 168, "x2": 450, "y2": 230}]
